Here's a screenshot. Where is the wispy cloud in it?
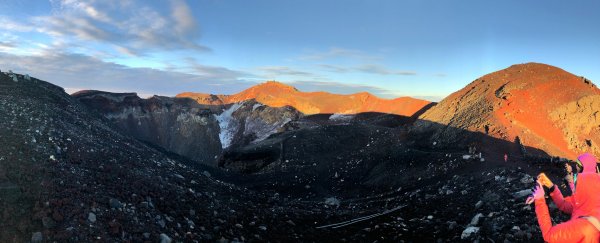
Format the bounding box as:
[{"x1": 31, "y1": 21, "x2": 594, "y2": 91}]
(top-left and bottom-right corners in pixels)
[
  {"x1": 0, "y1": 16, "x2": 35, "y2": 32},
  {"x1": 1, "y1": 0, "x2": 209, "y2": 56},
  {"x1": 0, "y1": 40, "x2": 17, "y2": 51},
  {"x1": 286, "y1": 81, "x2": 399, "y2": 98},
  {"x1": 299, "y1": 47, "x2": 381, "y2": 61},
  {"x1": 0, "y1": 51, "x2": 255, "y2": 96},
  {"x1": 191, "y1": 65, "x2": 248, "y2": 80},
  {"x1": 319, "y1": 63, "x2": 417, "y2": 76},
  {"x1": 318, "y1": 64, "x2": 350, "y2": 73},
  {"x1": 258, "y1": 66, "x2": 318, "y2": 78},
  {"x1": 355, "y1": 64, "x2": 416, "y2": 75}
]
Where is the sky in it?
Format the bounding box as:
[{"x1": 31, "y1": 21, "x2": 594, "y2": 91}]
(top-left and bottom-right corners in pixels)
[{"x1": 1, "y1": 0, "x2": 600, "y2": 101}]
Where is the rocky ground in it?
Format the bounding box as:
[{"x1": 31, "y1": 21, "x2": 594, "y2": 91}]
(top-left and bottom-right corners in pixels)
[{"x1": 0, "y1": 71, "x2": 575, "y2": 242}]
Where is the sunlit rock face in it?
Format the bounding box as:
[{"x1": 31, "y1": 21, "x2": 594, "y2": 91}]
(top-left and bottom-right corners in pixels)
[
  {"x1": 177, "y1": 81, "x2": 432, "y2": 117},
  {"x1": 414, "y1": 63, "x2": 600, "y2": 158}
]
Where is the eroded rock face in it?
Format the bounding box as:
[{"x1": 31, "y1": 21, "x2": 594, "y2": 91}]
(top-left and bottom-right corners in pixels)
[
  {"x1": 413, "y1": 63, "x2": 600, "y2": 158},
  {"x1": 550, "y1": 95, "x2": 600, "y2": 155},
  {"x1": 73, "y1": 91, "x2": 222, "y2": 165},
  {"x1": 73, "y1": 91, "x2": 303, "y2": 165},
  {"x1": 217, "y1": 101, "x2": 301, "y2": 149}
]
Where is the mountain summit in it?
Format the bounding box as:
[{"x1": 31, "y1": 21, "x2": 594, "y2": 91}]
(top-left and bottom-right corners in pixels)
[
  {"x1": 415, "y1": 62, "x2": 600, "y2": 158},
  {"x1": 177, "y1": 81, "x2": 432, "y2": 116}
]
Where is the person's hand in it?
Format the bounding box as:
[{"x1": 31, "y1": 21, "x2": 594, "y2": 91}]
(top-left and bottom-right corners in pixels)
[
  {"x1": 526, "y1": 182, "x2": 545, "y2": 204},
  {"x1": 537, "y1": 173, "x2": 554, "y2": 189}
]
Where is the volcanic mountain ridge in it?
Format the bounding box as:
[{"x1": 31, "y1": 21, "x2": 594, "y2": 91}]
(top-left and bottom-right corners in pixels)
[
  {"x1": 177, "y1": 81, "x2": 433, "y2": 117},
  {"x1": 414, "y1": 62, "x2": 600, "y2": 159}
]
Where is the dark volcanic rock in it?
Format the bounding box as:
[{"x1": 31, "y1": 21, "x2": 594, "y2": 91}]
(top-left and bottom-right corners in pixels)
[
  {"x1": 73, "y1": 91, "x2": 223, "y2": 165},
  {"x1": 73, "y1": 91, "x2": 303, "y2": 166}
]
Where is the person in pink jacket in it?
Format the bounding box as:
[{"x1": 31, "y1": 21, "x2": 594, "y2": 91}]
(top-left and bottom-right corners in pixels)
[
  {"x1": 538, "y1": 154, "x2": 596, "y2": 217},
  {"x1": 528, "y1": 153, "x2": 600, "y2": 243}
]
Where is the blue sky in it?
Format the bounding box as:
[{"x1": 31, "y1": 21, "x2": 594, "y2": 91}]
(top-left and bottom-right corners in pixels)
[{"x1": 1, "y1": 0, "x2": 599, "y2": 101}]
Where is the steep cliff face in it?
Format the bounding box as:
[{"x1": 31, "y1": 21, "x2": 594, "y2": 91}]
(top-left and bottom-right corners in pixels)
[
  {"x1": 214, "y1": 101, "x2": 301, "y2": 149},
  {"x1": 73, "y1": 91, "x2": 303, "y2": 164},
  {"x1": 413, "y1": 63, "x2": 600, "y2": 158},
  {"x1": 73, "y1": 91, "x2": 223, "y2": 165},
  {"x1": 178, "y1": 81, "x2": 432, "y2": 116}
]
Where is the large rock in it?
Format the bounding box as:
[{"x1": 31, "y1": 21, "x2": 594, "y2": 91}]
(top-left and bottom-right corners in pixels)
[
  {"x1": 513, "y1": 189, "x2": 532, "y2": 199},
  {"x1": 88, "y1": 212, "x2": 97, "y2": 223},
  {"x1": 461, "y1": 226, "x2": 480, "y2": 239},
  {"x1": 160, "y1": 233, "x2": 172, "y2": 243},
  {"x1": 470, "y1": 213, "x2": 484, "y2": 226},
  {"x1": 109, "y1": 198, "x2": 123, "y2": 209}
]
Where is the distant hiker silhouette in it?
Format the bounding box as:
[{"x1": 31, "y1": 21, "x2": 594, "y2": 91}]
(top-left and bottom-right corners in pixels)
[
  {"x1": 528, "y1": 153, "x2": 600, "y2": 243},
  {"x1": 504, "y1": 154, "x2": 508, "y2": 162}
]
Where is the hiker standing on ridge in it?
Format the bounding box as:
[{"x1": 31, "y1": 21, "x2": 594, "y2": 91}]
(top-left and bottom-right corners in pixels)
[
  {"x1": 504, "y1": 154, "x2": 508, "y2": 162},
  {"x1": 528, "y1": 153, "x2": 600, "y2": 242}
]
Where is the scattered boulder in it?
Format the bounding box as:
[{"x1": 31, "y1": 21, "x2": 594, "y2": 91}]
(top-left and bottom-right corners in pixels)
[
  {"x1": 520, "y1": 174, "x2": 534, "y2": 184},
  {"x1": 109, "y1": 198, "x2": 123, "y2": 209},
  {"x1": 475, "y1": 200, "x2": 484, "y2": 209},
  {"x1": 448, "y1": 221, "x2": 457, "y2": 230},
  {"x1": 160, "y1": 233, "x2": 172, "y2": 243},
  {"x1": 461, "y1": 226, "x2": 480, "y2": 239},
  {"x1": 513, "y1": 189, "x2": 532, "y2": 199},
  {"x1": 470, "y1": 213, "x2": 484, "y2": 226},
  {"x1": 324, "y1": 197, "x2": 340, "y2": 207}
]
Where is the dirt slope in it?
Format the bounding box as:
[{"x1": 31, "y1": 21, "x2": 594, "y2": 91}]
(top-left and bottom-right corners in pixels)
[
  {"x1": 415, "y1": 62, "x2": 600, "y2": 159},
  {"x1": 177, "y1": 81, "x2": 432, "y2": 116}
]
